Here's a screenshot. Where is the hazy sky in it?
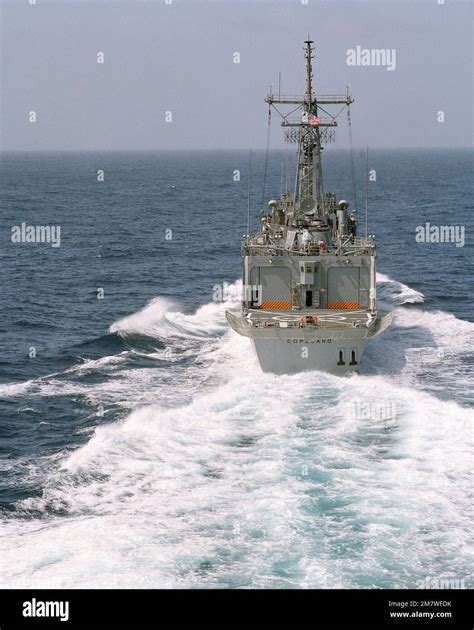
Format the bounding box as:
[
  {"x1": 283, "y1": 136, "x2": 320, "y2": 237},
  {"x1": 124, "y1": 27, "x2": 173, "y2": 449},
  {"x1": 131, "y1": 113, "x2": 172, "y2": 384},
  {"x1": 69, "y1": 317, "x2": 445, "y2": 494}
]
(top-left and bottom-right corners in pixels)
[{"x1": 1, "y1": 0, "x2": 472, "y2": 150}]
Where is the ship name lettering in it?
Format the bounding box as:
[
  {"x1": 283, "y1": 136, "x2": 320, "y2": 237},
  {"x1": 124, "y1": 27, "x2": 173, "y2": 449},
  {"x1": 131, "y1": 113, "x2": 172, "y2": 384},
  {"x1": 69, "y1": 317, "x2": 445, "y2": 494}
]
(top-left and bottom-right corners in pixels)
[{"x1": 286, "y1": 339, "x2": 332, "y2": 344}]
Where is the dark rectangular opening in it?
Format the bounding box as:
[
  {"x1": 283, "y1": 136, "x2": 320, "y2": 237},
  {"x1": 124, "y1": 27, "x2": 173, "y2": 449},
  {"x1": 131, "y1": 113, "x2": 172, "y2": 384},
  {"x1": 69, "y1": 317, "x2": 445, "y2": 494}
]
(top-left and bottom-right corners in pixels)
[
  {"x1": 305, "y1": 290, "x2": 313, "y2": 307},
  {"x1": 349, "y1": 350, "x2": 358, "y2": 365},
  {"x1": 337, "y1": 350, "x2": 345, "y2": 366},
  {"x1": 251, "y1": 288, "x2": 259, "y2": 308}
]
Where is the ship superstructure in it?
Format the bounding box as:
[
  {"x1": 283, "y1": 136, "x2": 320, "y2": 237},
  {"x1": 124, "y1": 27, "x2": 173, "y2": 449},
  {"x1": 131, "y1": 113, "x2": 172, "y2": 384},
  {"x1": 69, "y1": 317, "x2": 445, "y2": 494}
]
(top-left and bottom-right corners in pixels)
[{"x1": 226, "y1": 40, "x2": 392, "y2": 374}]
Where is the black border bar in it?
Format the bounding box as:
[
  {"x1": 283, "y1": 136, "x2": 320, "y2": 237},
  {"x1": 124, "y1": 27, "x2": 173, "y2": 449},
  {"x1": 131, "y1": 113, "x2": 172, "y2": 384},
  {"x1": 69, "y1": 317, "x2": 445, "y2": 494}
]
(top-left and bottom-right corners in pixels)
[{"x1": 0, "y1": 589, "x2": 471, "y2": 627}]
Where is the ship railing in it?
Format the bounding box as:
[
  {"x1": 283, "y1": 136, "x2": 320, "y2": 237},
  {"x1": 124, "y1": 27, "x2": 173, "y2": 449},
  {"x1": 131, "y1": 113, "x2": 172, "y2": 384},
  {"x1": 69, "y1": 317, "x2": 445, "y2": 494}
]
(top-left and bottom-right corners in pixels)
[
  {"x1": 281, "y1": 117, "x2": 337, "y2": 127},
  {"x1": 250, "y1": 315, "x2": 366, "y2": 330},
  {"x1": 353, "y1": 236, "x2": 375, "y2": 247},
  {"x1": 265, "y1": 93, "x2": 353, "y2": 105},
  {"x1": 334, "y1": 236, "x2": 375, "y2": 255},
  {"x1": 244, "y1": 241, "x2": 374, "y2": 256}
]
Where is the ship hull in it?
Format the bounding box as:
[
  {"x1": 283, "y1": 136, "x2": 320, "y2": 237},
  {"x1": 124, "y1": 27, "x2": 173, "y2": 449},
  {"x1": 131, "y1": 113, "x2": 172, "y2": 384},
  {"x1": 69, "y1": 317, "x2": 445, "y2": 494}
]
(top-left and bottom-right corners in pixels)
[
  {"x1": 253, "y1": 336, "x2": 367, "y2": 375},
  {"x1": 225, "y1": 308, "x2": 392, "y2": 376}
]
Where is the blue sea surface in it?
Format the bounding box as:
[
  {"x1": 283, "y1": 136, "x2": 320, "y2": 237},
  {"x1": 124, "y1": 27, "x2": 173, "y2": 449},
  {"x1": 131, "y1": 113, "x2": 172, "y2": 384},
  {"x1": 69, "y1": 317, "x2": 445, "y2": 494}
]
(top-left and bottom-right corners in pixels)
[{"x1": 0, "y1": 149, "x2": 472, "y2": 588}]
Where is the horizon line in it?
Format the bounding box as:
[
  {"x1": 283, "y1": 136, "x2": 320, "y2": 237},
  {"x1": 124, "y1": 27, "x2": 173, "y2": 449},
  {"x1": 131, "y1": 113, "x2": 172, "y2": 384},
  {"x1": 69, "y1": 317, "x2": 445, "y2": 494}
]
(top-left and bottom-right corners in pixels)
[{"x1": 0, "y1": 146, "x2": 472, "y2": 154}]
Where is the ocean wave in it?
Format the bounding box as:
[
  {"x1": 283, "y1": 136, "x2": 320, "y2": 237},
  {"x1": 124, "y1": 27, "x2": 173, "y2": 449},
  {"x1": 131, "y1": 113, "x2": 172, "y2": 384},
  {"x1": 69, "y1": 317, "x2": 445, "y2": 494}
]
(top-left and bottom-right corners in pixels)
[
  {"x1": 0, "y1": 276, "x2": 472, "y2": 588},
  {"x1": 0, "y1": 277, "x2": 472, "y2": 403},
  {"x1": 1, "y1": 363, "x2": 471, "y2": 588},
  {"x1": 376, "y1": 272, "x2": 425, "y2": 305}
]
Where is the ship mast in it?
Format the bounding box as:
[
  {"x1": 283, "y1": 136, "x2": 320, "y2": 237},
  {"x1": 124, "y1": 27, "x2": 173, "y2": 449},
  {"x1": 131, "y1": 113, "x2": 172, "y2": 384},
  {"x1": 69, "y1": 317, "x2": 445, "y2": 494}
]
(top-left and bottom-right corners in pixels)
[
  {"x1": 298, "y1": 39, "x2": 325, "y2": 220},
  {"x1": 305, "y1": 39, "x2": 313, "y2": 101},
  {"x1": 265, "y1": 39, "x2": 353, "y2": 227}
]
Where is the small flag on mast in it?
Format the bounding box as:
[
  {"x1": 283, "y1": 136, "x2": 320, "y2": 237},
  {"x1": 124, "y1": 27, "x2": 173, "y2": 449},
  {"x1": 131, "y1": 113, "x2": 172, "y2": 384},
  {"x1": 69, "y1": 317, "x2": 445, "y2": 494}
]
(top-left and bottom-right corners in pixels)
[{"x1": 309, "y1": 116, "x2": 321, "y2": 127}]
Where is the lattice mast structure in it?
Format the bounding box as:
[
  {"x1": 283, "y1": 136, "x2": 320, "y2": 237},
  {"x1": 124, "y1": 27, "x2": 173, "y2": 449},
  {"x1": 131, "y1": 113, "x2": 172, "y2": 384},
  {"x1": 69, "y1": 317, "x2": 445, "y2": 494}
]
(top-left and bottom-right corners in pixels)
[{"x1": 265, "y1": 40, "x2": 354, "y2": 224}]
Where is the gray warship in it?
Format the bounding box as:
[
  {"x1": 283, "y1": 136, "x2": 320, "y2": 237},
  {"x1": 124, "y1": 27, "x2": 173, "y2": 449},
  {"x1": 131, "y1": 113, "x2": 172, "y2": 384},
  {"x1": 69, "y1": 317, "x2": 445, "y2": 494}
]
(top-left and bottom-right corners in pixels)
[{"x1": 226, "y1": 40, "x2": 392, "y2": 375}]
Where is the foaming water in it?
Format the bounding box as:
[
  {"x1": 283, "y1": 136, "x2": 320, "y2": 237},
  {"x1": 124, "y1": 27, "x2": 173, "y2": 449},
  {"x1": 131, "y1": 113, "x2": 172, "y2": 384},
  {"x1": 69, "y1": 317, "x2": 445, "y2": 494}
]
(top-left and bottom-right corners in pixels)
[
  {"x1": 0, "y1": 279, "x2": 472, "y2": 588},
  {"x1": 377, "y1": 272, "x2": 425, "y2": 305},
  {"x1": 110, "y1": 297, "x2": 178, "y2": 338},
  {"x1": 1, "y1": 149, "x2": 472, "y2": 589},
  {"x1": 1, "y1": 371, "x2": 472, "y2": 588}
]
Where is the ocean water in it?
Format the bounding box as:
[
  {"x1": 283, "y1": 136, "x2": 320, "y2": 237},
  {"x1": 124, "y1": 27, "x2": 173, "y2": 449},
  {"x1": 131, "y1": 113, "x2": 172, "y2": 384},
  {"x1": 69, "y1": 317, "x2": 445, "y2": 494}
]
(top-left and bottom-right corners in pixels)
[{"x1": 0, "y1": 149, "x2": 472, "y2": 589}]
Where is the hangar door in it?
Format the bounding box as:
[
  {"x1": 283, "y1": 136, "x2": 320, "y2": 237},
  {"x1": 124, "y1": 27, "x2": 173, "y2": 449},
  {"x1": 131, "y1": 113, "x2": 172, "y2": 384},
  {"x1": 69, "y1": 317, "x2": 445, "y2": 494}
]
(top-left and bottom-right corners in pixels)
[
  {"x1": 259, "y1": 267, "x2": 291, "y2": 310},
  {"x1": 327, "y1": 267, "x2": 360, "y2": 309}
]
